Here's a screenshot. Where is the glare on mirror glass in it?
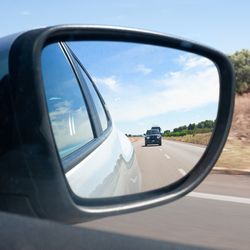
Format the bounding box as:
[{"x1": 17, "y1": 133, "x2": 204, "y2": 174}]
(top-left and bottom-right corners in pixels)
[{"x1": 42, "y1": 41, "x2": 219, "y2": 199}]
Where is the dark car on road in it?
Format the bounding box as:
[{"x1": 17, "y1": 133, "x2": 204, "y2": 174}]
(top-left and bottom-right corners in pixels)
[
  {"x1": 151, "y1": 126, "x2": 161, "y2": 133},
  {"x1": 145, "y1": 129, "x2": 162, "y2": 146}
]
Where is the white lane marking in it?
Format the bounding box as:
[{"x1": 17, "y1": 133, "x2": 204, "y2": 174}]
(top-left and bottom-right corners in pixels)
[
  {"x1": 178, "y1": 168, "x2": 186, "y2": 176},
  {"x1": 159, "y1": 148, "x2": 163, "y2": 151},
  {"x1": 164, "y1": 153, "x2": 170, "y2": 159},
  {"x1": 188, "y1": 192, "x2": 250, "y2": 205}
]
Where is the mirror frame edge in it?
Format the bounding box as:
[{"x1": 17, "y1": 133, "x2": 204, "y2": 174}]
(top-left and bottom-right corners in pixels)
[{"x1": 6, "y1": 25, "x2": 234, "y2": 223}]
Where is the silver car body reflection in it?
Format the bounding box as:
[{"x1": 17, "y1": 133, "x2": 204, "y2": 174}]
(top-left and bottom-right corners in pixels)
[{"x1": 66, "y1": 125, "x2": 141, "y2": 198}]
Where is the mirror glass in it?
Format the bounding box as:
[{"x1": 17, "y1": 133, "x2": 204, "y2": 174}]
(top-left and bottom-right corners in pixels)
[{"x1": 42, "y1": 41, "x2": 219, "y2": 198}]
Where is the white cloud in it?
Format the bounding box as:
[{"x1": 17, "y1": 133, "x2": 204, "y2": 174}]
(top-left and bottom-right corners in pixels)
[
  {"x1": 178, "y1": 54, "x2": 213, "y2": 70},
  {"x1": 48, "y1": 100, "x2": 93, "y2": 154},
  {"x1": 106, "y1": 57, "x2": 219, "y2": 122},
  {"x1": 49, "y1": 100, "x2": 72, "y2": 119},
  {"x1": 49, "y1": 97, "x2": 62, "y2": 101},
  {"x1": 93, "y1": 76, "x2": 119, "y2": 92},
  {"x1": 135, "y1": 64, "x2": 152, "y2": 75}
]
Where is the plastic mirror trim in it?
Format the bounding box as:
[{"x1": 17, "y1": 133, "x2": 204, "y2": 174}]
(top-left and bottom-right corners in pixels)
[{"x1": 6, "y1": 25, "x2": 234, "y2": 223}]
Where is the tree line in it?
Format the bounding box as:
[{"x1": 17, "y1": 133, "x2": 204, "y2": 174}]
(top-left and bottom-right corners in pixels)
[
  {"x1": 229, "y1": 49, "x2": 250, "y2": 94},
  {"x1": 163, "y1": 120, "x2": 215, "y2": 137}
]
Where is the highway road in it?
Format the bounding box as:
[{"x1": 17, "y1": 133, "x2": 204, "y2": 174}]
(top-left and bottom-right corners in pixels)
[
  {"x1": 80, "y1": 139, "x2": 250, "y2": 250},
  {"x1": 133, "y1": 138, "x2": 206, "y2": 191}
]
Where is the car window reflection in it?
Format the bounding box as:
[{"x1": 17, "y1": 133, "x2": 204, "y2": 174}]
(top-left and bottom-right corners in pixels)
[
  {"x1": 42, "y1": 43, "x2": 94, "y2": 159},
  {"x1": 76, "y1": 63, "x2": 108, "y2": 132}
]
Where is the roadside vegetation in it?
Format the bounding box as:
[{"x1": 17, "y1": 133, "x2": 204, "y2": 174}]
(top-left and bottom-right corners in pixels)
[
  {"x1": 129, "y1": 50, "x2": 250, "y2": 171},
  {"x1": 163, "y1": 120, "x2": 214, "y2": 137},
  {"x1": 163, "y1": 120, "x2": 214, "y2": 145},
  {"x1": 216, "y1": 137, "x2": 250, "y2": 171},
  {"x1": 164, "y1": 132, "x2": 212, "y2": 146},
  {"x1": 216, "y1": 49, "x2": 250, "y2": 171},
  {"x1": 165, "y1": 50, "x2": 250, "y2": 171},
  {"x1": 229, "y1": 49, "x2": 250, "y2": 95}
]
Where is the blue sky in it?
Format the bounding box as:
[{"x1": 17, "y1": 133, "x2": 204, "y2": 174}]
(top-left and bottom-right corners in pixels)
[
  {"x1": 0, "y1": 1, "x2": 250, "y2": 53},
  {"x1": 69, "y1": 41, "x2": 219, "y2": 134},
  {"x1": 1, "y1": 1, "x2": 248, "y2": 134}
]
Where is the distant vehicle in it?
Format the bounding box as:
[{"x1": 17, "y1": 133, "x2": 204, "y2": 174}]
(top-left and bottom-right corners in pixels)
[
  {"x1": 145, "y1": 129, "x2": 162, "y2": 146},
  {"x1": 151, "y1": 126, "x2": 161, "y2": 134}
]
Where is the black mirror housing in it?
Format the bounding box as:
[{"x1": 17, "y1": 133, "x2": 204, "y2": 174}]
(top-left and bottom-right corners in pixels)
[{"x1": 0, "y1": 25, "x2": 234, "y2": 223}]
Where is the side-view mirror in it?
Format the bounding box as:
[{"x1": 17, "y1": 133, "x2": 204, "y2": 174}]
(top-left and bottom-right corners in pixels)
[{"x1": 0, "y1": 25, "x2": 234, "y2": 223}]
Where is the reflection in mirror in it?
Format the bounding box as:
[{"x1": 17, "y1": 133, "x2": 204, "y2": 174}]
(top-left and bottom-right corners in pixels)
[{"x1": 42, "y1": 41, "x2": 219, "y2": 199}]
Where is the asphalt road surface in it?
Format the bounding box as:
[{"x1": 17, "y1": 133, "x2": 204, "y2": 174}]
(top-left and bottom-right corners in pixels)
[
  {"x1": 79, "y1": 139, "x2": 250, "y2": 250},
  {"x1": 133, "y1": 138, "x2": 206, "y2": 191}
]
